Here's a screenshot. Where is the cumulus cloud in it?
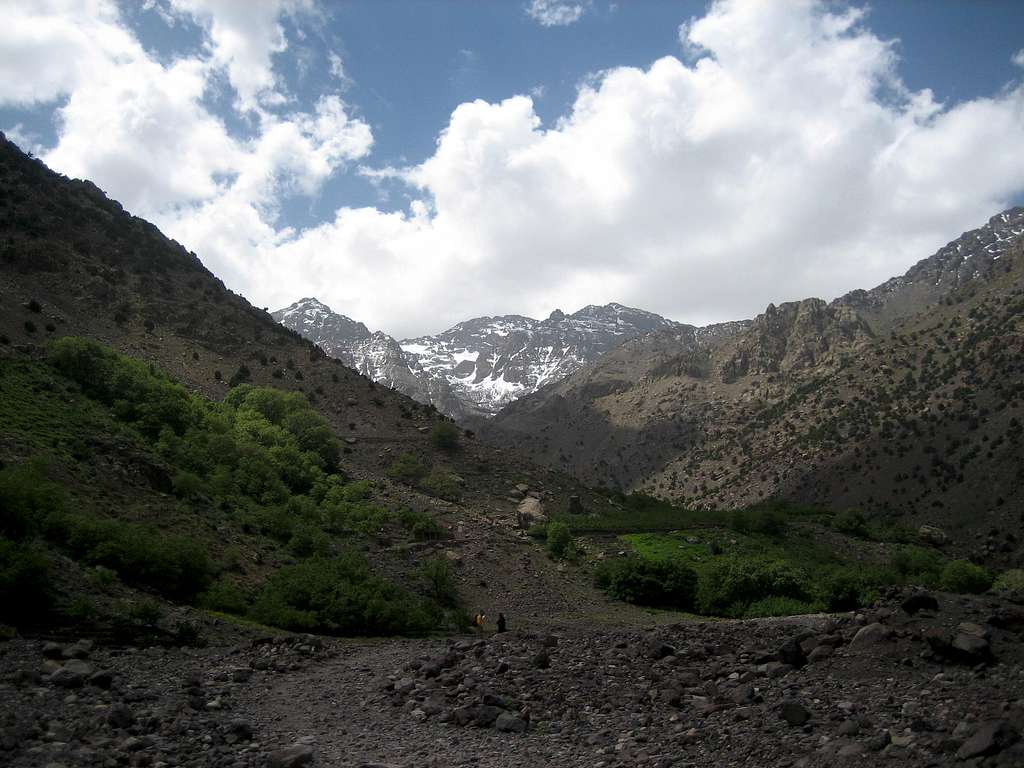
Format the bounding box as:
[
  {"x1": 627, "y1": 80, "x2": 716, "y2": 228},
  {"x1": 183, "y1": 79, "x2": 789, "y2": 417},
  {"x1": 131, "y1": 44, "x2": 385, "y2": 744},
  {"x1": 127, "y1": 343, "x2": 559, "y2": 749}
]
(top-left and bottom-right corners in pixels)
[
  {"x1": 2, "y1": 0, "x2": 1024, "y2": 340},
  {"x1": 0, "y1": 0, "x2": 371, "y2": 272},
  {"x1": 1014, "y1": 49, "x2": 1024, "y2": 68},
  {"x1": 168, "y1": 0, "x2": 312, "y2": 110},
  {"x1": 244, "y1": 0, "x2": 1024, "y2": 336},
  {"x1": 526, "y1": 0, "x2": 590, "y2": 28}
]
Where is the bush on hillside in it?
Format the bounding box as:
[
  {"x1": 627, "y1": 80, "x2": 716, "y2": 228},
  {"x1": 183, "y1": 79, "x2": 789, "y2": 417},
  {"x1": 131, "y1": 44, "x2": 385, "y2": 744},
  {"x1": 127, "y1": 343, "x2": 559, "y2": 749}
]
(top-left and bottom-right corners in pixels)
[
  {"x1": 420, "y1": 470, "x2": 462, "y2": 502},
  {"x1": 891, "y1": 545, "x2": 944, "y2": 586},
  {"x1": 819, "y1": 568, "x2": 887, "y2": 612},
  {"x1": 940, "y1": 560, "x2": 993, "y2": 594},
  {"x1": 46, "y1": 513, "x2": 211, "y2": 601},
  {"x1": 729, "y1": 507, "x2": 787, "y2": 536},
  {"x1": 249, "y1": 554, "x2": 434, "y2": 635},
  {"x1": 430, "y1": 422, "x2": 460, "y2": 452},
  {"x1": 546, "y1": 521, "x2": 573, "y2": 559},
  {"x1": 0, "y1": 461, "x2": 65, "y2": 540},
  {"x1": 421, "y1": 555, "x2": 459, "y2": 608},
  {"x1": 832, "y1": 509, "x2": 869, "y2": 537},
  {"x1": 696, "y1": 555, "x2": 809, "y2": 616},
  {"x1": 992, "y1": 569, "x2": 1024, "y2": 600},
  {"x1": 399, "y1": 508, "x2": 446, "y2": 541},
  {"x1": 594, "y1": 558, "x2": 697, "y2": 610},
  {"x1": 198, "y1": 578, "x2": 250, "y2": 616},
  {"x1": 387, "y1": 453, "x2": 428, "y2": 483},
  {"x1": 742, "y1": 596, "x2": 820, "y2": 618},
  {"x1": 0, "y1": 537, "x2": 52, "y2": 620}
]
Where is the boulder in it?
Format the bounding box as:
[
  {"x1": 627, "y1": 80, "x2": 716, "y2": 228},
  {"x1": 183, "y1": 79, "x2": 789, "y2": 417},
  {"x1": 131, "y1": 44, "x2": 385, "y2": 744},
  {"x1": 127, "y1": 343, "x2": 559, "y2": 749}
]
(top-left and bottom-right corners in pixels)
[
  {"x1": 778, "y1": 637, "x2": 807, "y2": 669},
  {"x1": 516, "y1": 497, "x2": 547, "y2": 529},
  {"x1": 918, "y1": 525, "x2": 948, "y2": 546},
  {"x1": 900, "y1": 591, "x2": 939, "y2": 615},
  {"x1": 956, "y1": 720, "x2": 1019, "y2": 760},
  {"x1": 780, "y1": 701, "x2": 811, "y2": 726},
  {"x1": 268, "y1": 744, "x2": 315, "y2": 768},
  {"x1": 850, "y1": 623, "x2": 890, "y2": 649},
  {"x1": 49, "y1": 660, "x2": 94, "y2": 688},
  {"x1": 495, "y1": 712, "x2": 528, "y2": 733}
]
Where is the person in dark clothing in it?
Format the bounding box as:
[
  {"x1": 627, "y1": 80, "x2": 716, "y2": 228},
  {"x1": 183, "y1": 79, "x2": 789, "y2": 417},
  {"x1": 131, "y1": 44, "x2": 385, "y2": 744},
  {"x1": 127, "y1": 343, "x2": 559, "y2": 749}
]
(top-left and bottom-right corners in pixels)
[{"x1": 496, "y1": 612, "x2": 507, "y2": 633}]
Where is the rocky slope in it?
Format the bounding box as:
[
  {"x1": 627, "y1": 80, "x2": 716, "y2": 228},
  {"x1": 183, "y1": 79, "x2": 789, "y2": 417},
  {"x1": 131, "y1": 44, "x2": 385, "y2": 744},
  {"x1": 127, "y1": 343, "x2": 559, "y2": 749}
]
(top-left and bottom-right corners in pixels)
[
  {"x1": 273, "y1": 299, "x2": 684, "y2": 419},
  {"x1": 484, "y1": 209, "x2": 1024, "y2": 554}
]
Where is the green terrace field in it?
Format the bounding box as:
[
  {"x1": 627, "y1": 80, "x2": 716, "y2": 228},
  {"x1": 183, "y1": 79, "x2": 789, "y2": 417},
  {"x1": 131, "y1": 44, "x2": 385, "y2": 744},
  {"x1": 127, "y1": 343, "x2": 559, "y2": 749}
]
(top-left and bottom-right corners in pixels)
[{"x1": 546, "y1": 495, "x2": 1003, "y2": 619}]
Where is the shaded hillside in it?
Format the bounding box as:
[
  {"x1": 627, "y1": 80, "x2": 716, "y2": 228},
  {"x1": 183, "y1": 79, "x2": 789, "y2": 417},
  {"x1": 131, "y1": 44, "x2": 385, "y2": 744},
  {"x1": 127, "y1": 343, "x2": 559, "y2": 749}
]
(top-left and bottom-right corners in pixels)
[{"x1": 484, "y1": 210, "x2": 1024, "y2": 565}]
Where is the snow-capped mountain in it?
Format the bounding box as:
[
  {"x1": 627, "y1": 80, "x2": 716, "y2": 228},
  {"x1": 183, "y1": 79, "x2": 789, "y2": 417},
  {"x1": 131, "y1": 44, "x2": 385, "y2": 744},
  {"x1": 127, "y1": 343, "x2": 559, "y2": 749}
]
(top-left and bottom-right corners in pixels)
[{"x1": 272, "y1": 299, "x2": 682, "y2": 418}]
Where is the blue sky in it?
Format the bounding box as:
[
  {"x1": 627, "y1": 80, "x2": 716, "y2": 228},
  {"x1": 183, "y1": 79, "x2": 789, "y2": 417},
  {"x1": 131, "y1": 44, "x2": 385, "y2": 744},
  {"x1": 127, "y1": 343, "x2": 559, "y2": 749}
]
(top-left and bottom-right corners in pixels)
[{"x1": 2, "y1": 1, "x2": 1024, "y2": 337}]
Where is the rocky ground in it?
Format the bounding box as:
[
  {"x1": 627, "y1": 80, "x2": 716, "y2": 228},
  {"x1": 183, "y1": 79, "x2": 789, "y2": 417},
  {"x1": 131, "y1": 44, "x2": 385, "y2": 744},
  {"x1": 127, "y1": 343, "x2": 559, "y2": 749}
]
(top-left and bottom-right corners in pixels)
[{"x1": 2, "y1": 589, "x2": 1023, "y2": 767}]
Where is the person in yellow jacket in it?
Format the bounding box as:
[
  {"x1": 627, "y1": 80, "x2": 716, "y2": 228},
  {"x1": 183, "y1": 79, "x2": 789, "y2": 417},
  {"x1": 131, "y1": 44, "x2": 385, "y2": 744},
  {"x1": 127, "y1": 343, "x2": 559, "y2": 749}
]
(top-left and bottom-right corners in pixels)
[{"x1": 473, "y1": 611, "x2": 486, "y2": 636}]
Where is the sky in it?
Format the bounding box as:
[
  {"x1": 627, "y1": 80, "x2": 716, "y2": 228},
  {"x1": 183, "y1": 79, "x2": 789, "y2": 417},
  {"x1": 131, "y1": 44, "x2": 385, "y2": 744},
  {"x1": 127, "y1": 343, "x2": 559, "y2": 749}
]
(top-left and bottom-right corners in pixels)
[{"x1": 2, "y1": 0, "x2": 1024, "y2": 339}]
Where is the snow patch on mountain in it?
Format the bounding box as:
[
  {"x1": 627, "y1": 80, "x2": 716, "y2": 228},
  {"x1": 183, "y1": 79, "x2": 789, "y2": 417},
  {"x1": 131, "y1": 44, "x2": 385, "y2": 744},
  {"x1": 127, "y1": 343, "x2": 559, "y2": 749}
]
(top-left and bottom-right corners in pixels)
[{"x1": 273, "y1": 299, "x2": 685, "y2": 419}]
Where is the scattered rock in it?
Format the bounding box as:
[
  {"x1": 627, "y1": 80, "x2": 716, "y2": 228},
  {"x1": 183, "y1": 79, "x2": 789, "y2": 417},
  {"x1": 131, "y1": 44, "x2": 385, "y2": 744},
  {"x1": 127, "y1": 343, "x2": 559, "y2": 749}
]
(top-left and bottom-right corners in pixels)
[
  {"x1": 850, "y1": 623, "x2": 890, "y2": 649},
  {"x1": 956, "y1": 720, "x2": 1019, "y2": 760},
  {"x1": 495, "y1": 712, "x2": 528, "y2": 733},
  {"x1": 780, "y1": 701, "x2": 811, "y2": 726},
  {"x1": 268, "y1": 744, "x2": 315, "y2": 768},
  {"x1": 918, "y1": 525, "x2": 948, "y2": 546},
  {"x1": 901, "y1": 591, "x2": 939, "y2": 615}
]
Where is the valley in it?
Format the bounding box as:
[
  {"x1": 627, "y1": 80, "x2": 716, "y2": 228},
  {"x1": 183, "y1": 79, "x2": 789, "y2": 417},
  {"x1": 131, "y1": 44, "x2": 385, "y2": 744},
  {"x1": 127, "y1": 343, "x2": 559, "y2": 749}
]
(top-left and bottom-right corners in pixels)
[{"x1": 1, "y1": 132, "x2": 1024, "y2": 768}]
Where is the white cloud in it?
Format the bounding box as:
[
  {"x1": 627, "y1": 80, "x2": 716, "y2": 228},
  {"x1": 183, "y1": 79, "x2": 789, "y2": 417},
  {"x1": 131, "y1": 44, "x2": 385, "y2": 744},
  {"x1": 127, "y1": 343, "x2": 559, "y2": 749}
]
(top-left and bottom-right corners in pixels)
[
  {"x1": 1014, "y1": 49, "x2": 1024, "y2": 68},
  {"x1": 2, "y1": 0, "x2": 1024, "y2": 342},
  {"x1": 526, "y1": 0, "x2": 589, "y2": 28},
  {"x1": 168, "y1": 0, "x2": 312, "y2": 110},
  {"x1": 0, "y1": 0, "x2": 371, "y2": 260},
  {"x1": 241, "y1": 0, "x2": 1024, "y2": 337}
]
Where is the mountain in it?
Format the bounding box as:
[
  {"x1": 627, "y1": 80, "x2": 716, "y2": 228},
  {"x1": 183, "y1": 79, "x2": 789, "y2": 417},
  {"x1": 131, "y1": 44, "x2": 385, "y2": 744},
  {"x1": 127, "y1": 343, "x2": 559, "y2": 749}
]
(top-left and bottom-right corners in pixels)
[
  {"x1": 273, "y1": 298, "x2": 683, "y2": 419},
  {"x1": 483, "y1": 208, "x2": 1024, "y2": 561}
]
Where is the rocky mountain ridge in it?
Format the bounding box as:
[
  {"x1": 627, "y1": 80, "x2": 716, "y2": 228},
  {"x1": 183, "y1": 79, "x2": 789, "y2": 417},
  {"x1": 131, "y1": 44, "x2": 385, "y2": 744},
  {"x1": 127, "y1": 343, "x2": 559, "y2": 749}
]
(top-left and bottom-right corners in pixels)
[
  {"x1": 483, "y1": 208, "x2": 1024, "y2": 550},
  {"x1": 273, "y1": 299, "x2": 689, "y2": 419}
]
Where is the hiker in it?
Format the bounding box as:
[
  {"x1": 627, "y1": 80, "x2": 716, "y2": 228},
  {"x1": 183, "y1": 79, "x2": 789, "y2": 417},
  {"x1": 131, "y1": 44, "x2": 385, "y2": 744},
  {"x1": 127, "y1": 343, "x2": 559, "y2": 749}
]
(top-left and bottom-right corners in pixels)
[
  {"x1": 473, "y1": 611, "x2": 486, "y2": 636},
  {"x1": 496, "y1": 612, "x2": 507, "y2": 633}
]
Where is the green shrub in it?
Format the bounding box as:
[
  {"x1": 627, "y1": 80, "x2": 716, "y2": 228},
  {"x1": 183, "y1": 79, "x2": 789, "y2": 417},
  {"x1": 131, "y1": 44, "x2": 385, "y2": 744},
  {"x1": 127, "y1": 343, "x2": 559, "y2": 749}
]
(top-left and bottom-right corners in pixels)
[
  {"x1": 546, "y1": 521, "x2": 573, "y2": 559},
  {"x1": 89, "y1": 565, "x2": 119, "y2": 588},
  {"x1": 172, "y1": 470, "x2": 203, "y2": 499},
  {"x1": 594, "y1": 558, "x2": 697, "y2": 610},
  {"x1": 833, "y1": 509, "x2": 868, "y2": 537},
  {"x1": 198, "y1": 579, "x2": 250, "y2": 615},
  {"x1": 249, "y1": 554, "x2": 434, "y2": 635},
  {"x1": 729, "y1": 507, "x2": 787, "y2": 536},
  {"x1": 399, "y1": 508, "x2": 446, "y2": 541},
  {"x1": 420, "y1": 470, "x2": 462, "y2": 502},
  {"x1": 992, "y1": 569, "x2": 1024, "y2": 600},
  {"x1": 65, "y1": 596, "x2": 96, "y2": 621},
  {"x1": 940, "y1": 560, "x2": 993, "y2": 594},
  {"x1": 421, "y1": 556, "x2": 459, "y2": 607},
  {"x1": 891, "y1": 545, "x2": 944, "y2": 586},
  {"x1": 127, "y1": 599, "x2": 163, "y2": 627},
  {"x1": 387, "y1": 453, "x2": 428, "y2": 483},
  {"x1": 0, "y1": 461, "x2": 65, "y2": 540},
  {"x1": 743, "y1": 596, "x2": 820, "y2": 618},
  {"x1": 696, "y1": 555, "x2": 810, "y2": 616},
  {"x1": 288, "y1": 523, "x2": 331, "y2": 558},
  {"x1": 430, "y1": 422, "x2": 460, "y2": 452},
  {"x1": 819, "y1": 568, "x2": 886, "y2": 612},
  {"x1": 49, "y1": 514, "x2": 211, "y2": 600},
  {"x1": 0, "y1": 538, "x2": 51, "y2": 620}
]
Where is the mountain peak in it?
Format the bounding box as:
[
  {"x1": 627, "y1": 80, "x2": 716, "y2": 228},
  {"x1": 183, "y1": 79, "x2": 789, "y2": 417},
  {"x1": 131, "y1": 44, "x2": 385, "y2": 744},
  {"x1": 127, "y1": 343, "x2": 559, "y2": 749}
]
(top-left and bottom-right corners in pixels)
[{"x1": 276, "y1": 298, "x2": 682, "y2": 418}]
